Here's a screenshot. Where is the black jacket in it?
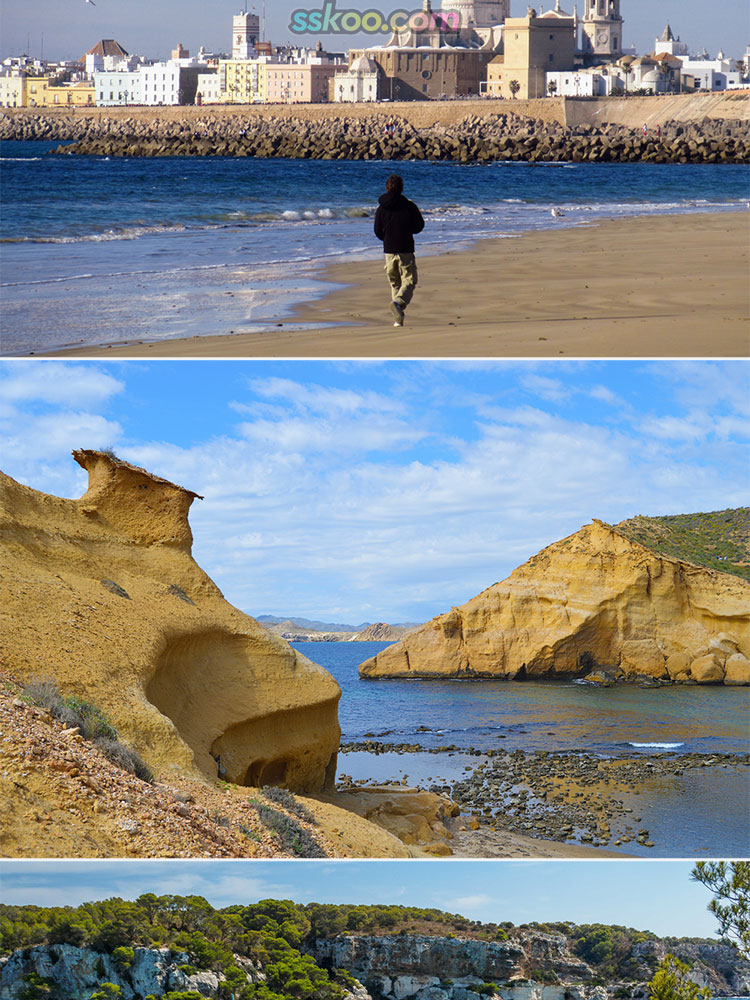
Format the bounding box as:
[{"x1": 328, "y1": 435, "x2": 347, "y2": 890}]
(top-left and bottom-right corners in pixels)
[{"x1": 374, "y1": 192, "x2": 425, "y2": 254}]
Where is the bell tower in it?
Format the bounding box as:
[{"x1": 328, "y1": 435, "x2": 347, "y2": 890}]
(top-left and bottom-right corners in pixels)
[{"x1": 580, "y1": 0, "x2": 623, "y2": 61}]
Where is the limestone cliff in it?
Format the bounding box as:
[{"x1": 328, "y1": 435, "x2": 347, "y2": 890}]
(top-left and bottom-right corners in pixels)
[
  {"x1": 0, "y1": 452, "x2": 341, "y2": 791},
  {"x1": 359, "y1": 519, "x2": 750, "y2": 684}
]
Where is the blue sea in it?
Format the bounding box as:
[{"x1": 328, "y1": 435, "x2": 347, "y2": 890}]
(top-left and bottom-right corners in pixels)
[
  {"x1": 295, "y1": 641, "x2": 750, "y2": 857},
  {"x1": 1, "y1": 140, "x2": 748, "y2": 354}
]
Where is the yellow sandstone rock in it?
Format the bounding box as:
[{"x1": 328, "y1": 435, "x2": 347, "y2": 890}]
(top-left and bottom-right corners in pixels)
[
  {"x1": 359, "y1": 519, "x2": 749, "y2": 685},
  {"x1": 0, "y1": 451, "x2": 341, "y2": 792}
]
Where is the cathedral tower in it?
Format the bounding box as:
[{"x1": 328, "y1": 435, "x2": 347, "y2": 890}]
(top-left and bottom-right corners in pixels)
[{"x1": 580, "y1": 0, "x2": 623, "y2": 61}]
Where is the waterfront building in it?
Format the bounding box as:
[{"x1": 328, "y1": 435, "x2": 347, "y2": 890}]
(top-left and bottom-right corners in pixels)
[
  {"x1": 0, "y1": 74, "x2": 27, "y2": 107},
  {"x1": 26, "y1": 78, "x2": 96, "y2": 107},
  {"x1": 331, "y1": 55, "x2": 379, "y2": 102},
  {"x1": 94, "y1": 70, "x2": 141, "y2": 106},
  {"x1": 675, "y1": 54, "x2": 743, "y2": 91},
  {"x1": 196, "y1": 69, "x2": 221, "y2": 104},
  {"x1": 233, "y1": 11, "x2": 260, "y2": 59},
  {"x1": 486, "y1": 4, "x2": 576, "y2": 99},
  {"x1": 220, "y1": 58, "x2": 268, "y2": 103},
  {"x1": 265, "y1": 62, "x2": 339, "y2": 103},
  {"x1": 137, "y1": 62, "x2": 202, "y2": 105},
  {"x1": 545, "y1": 67, "x2": 611, "y2": 95}
]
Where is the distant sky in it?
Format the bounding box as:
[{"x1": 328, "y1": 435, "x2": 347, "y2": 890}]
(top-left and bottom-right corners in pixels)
[
  {"x1": 1, "y1": 360, "x2": 748, "y2": 624},
  {"x1": 0, "y1": 859, "x2": 723, "y2": 938},
  {"x1": 0, "y1": 0, "x2": 746, "y2": 64}
]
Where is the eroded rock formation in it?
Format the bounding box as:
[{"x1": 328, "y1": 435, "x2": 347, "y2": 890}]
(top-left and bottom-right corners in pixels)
[
  {"x1": 359, "y1": 519, "x2": 750, "y2": 684},
  {"x1": 0, "y1": 451, "x2": 341, "y2": 791}
]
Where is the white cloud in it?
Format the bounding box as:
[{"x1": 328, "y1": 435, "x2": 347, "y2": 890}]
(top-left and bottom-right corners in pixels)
[
  {"x1": 520, "y1": 374, "x2": 569, "y2": 403},
  {"x1": 0, "y1": 362, "x2": 124, "y2": 407}
]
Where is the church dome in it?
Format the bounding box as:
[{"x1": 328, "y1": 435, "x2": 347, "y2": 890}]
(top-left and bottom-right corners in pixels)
[{"x1": 350, "y1": 55, "x2": 379, "y2": 73}]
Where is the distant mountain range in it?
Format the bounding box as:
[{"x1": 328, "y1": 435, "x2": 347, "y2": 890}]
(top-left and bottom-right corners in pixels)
[{"x1": 257, "y1": 615, "x2": 421, "y2": 632}]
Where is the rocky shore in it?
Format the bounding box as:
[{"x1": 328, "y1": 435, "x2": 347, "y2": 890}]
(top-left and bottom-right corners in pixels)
[
  {"x1": 339, "y1": 741, "x2": 750, "y2": 851},
  {"x1": 3, "y1": 109, "x2": 749, "y2": 163}
]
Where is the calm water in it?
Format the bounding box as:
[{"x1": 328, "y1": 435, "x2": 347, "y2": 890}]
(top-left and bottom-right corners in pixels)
[
  {"x1": 2, "y1": 141, "x2": 748, "y2": 353},
  {"x1": 298, "y1": 642, "x2": 750, "y2": 756},
  {"x1": 296, "y1": 642, "x2": 750, "y2": 857}
]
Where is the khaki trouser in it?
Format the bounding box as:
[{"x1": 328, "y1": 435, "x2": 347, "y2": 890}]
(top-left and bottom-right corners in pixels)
[{"x1": 385, "y1": 253, "x2": 418, "y2": 308}]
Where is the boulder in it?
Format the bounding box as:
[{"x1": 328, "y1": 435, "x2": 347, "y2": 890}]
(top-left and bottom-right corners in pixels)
[
  {"x1": 0, "y1": 452, "x2": 341, "y2": 792},
  {"x1": 665, "y1": 651, "x2": 692, "y2": 681},
  {"x1": 689, "y1": 653, "x2": 726, "y2": 685},
  {"x1": 723, "y1": 653, "x2": 750, "y2": 686},
  {"x1": 620, "y1": 639, "x2": 668, "y2": 679}
]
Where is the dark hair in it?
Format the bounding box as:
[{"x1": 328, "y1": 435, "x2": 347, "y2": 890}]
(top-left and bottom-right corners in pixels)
[{"x1": 386, "y1": 174, "x2": 404, "y2": 195}]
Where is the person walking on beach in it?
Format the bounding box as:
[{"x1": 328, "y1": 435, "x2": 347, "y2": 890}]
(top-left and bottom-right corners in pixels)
[{"x1": 374, "y1": 174, "x2": 425, "y2": 327}]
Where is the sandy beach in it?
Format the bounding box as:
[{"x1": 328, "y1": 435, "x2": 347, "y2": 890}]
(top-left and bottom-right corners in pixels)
[{"x1": 53, "y1": 211, "x2": 750, "y2": 359}]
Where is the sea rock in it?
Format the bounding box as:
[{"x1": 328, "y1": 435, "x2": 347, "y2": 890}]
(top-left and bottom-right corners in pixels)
[
  {"x1": 0, "y1": 451, "x2": 341, "y2": 792},
  {"x1": 724, "y1": 653, "x2": 750, "y2": 686},
  {"x1": 359, "y1": 520, "x2": 749, "y2": 684},
  {"x1": 689, "y1": 653, "x2": 726, "y2": 685},
  {"x1": 665, "y1": 651, "x2": 692, "y2": 681}
]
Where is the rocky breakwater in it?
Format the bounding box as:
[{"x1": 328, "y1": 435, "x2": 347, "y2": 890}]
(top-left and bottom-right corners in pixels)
[
  {"x1": 4, "y1": 108, "x2": 749, "y2": 163},
  {"x1": 309, "y1": 930, "x2": 599, "y2": 1000},
  {"x1": 359, "y1": 518, "x2": 750, "y2": 685},
  {"x1": 0, "y1": 450, "x2": 341, "y2": 791}
]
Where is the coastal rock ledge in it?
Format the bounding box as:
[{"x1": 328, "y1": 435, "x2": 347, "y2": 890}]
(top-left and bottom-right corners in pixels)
[
  {"x1": 359, "y1": 519, "x2": 749, "y2": 685},
  {"x1": 0, "y1": 451, "x2": 341, "y2": 791}
]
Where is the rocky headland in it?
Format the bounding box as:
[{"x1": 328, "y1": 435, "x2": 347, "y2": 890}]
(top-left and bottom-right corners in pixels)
[
  {"x1": 359, "y1": 516, "x2": 750, "y2": 685},
  {"x1": 2, "y1": 106, "x2": 749, "y2": 164}
]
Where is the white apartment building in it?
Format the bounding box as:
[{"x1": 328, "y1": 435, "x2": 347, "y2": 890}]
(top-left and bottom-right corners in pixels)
[
  {"x1": 196, "y1": 69, "x2": 221, "y2": 104},
  {"x1": 546, "y1": 70, "x2": 600, "y2": 96},
  {"x1": 94, "y1": 70, "x2": 141, "y2": 106},
  {"x1": 677, "y1": 55, "x2": 742, "y2": 90}
]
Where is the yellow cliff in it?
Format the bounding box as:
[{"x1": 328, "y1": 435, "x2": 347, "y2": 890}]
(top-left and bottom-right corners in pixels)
[
  {"x1": 359, "y1": 519, "x2": 750, "y2": 685},
  {"x1": 0, "y1": 451, "x2": 342, "y2": 792}
]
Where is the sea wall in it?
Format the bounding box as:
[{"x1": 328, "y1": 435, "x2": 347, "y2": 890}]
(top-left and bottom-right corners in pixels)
[{"x1": 2, "y1": 103, "x2": 748, "y2": 163}]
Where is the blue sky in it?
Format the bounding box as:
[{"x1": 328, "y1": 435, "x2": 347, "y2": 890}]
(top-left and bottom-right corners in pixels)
[
  {"x1": 0, "y1": 860, "x2": 723, "y2": 938},
  {"x1": 1, "y1": 359, "x2": 748, "y2": 625},
  {"x1": 0, "y1": 0, "x2": 745, "y2": 63}
]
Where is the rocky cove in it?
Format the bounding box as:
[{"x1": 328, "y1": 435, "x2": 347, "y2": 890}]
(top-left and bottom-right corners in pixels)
[{"x1": 2, "y1": 109, "x2": 749, "y2": 164}]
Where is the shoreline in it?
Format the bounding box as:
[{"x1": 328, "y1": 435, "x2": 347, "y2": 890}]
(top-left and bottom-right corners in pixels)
[
  {"x1": 50, "y1": 210, "x2": 750, "y2": 359},
  {"x1": 337, "y1": 746, "x2": 750, "y2": 857}
]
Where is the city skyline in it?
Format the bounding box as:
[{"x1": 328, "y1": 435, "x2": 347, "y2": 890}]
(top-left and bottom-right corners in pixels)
[
  {"x1": 1, "y1": 0, "x2": 746, "y2": 65},
  {"x1": 0, "y1": 860, "x2": 724, "y2": 939},
  {"x1": 1, "y1": 360, "x2": 747, "y2": 624}
]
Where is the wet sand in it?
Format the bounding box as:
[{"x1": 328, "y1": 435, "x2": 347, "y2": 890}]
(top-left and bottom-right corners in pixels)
[{"x1": 53, "y1": 211, "x2": 750, "y2": 359}]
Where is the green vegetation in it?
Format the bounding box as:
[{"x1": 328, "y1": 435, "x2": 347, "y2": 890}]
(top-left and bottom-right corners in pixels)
[
  {"x1": 22, "y1": 679, "x2": 154, "y2": 783},
  {"x1": 649, "y1": 954, "x2": 711, "y2": 1000},
  {"x1": 615, "y1": 508, "x2": 750, "y2": 582},
  {"x1": 692, "y1": 861, "x2": 750, "y2": 958}
]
